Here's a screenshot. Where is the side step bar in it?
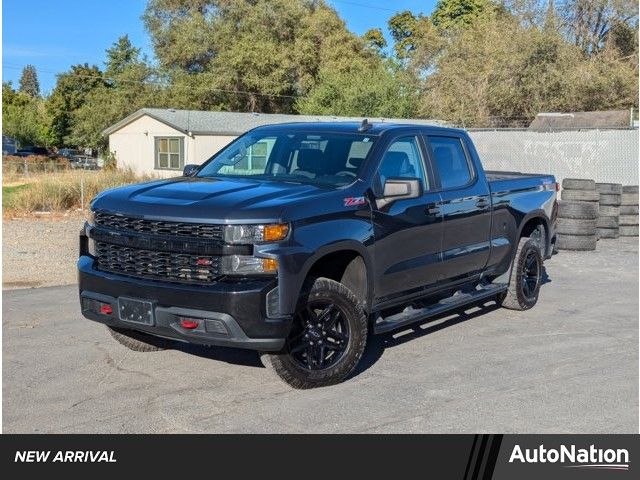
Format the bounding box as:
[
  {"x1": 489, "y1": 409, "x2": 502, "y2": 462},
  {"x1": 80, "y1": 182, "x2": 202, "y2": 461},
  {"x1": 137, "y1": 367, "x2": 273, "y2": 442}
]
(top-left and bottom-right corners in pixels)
[{"x1": 373, "y1": 283, "x2": 507, "y2": 335}]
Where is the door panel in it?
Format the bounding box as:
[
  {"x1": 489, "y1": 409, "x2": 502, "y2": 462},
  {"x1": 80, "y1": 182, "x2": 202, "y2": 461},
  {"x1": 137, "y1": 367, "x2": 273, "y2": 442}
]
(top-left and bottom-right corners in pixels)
[
  {"x1": 372, "y1": 136, "x2": 443, "y2": 300},
  {"x1": 426, "y1": 135, "x2": 492, "y2": 282}
]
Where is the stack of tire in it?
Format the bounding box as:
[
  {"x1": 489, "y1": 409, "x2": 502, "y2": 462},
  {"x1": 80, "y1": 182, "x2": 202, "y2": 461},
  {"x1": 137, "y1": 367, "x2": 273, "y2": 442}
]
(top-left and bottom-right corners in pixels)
[
  {"x1": 619, "y1": 186, "x2": 639, "y2": 237},
  {"x1": 595, "y1": 183, "x2": 622, "y2": 239},
  {"x1": 557, "y1": 178, "x2": 599, "y2": 251}
]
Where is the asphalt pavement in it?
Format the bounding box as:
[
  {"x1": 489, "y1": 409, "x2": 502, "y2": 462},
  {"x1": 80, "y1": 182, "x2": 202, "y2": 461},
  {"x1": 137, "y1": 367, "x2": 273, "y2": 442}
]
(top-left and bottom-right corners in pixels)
[{"x1": 3, "y1": 238, "x2": 638, "y2": 433}]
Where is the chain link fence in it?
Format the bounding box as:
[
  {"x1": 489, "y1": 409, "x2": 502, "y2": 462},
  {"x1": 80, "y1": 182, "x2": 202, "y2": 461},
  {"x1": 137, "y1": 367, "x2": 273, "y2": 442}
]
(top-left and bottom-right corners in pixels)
[{"x1": 468, "y1": 128, "x2": 639, "y2": 186}]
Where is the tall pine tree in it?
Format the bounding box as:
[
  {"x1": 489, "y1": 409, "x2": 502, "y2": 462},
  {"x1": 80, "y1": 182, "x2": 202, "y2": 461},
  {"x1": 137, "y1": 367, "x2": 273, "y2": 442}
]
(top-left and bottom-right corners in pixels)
[{"x1": 19, "y1": 65, "x2": 40, "y2": 97}]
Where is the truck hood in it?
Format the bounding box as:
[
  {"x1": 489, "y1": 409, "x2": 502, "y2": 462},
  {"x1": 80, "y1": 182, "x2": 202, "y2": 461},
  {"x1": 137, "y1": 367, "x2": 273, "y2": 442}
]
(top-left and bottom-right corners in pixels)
[{"x1": 91, "y1": 176, "x2": 348, "y2": 223}]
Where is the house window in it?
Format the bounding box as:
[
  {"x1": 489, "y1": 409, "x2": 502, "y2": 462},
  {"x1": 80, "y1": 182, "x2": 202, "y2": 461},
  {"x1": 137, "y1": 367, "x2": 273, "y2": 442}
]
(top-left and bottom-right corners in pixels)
[{"x1": 155, "y1": 137, "x2": 184, "y2": 170}]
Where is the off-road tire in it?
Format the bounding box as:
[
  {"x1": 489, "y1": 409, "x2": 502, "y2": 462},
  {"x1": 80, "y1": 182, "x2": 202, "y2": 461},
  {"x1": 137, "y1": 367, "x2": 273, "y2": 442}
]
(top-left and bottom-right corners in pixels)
[
  {"x1": 597, "y1": 228, "x2": 619, "y2": 239},
  {"x1": 595, "y1": 183, "x2": 623, "y2": 194},
  {"x1": 622, "y1": 185, "x2": 639, "y2": 193},
  {"x1": 621, "y1": 192, "x2": 639, "y2": 205},
  {"x1": 561, "y1": 190, "x2": 599, "y2": 202},
  {"x1": 562, "y1": 178, "x2": 595, "y2": 190},
  {"x1": 597, "y1": 216, "x2": 619, "y2": 229},
  {"x1": 557, "y1": 234, "x2": 597, "y2": 251},
  {"x1": 556, "y1": 218, "x2": 596, "y2": 235},
  {"x1": 598, "y1": 205, "x2": 620, "y2": 217},
  {"x1": 107, "y1": 326, "x2": 172, "y2": 352},
  {"x1": 620, "y1": 205, "x2": 639, "y2": 215},
  {"x1": 497, "y1": 237, "x2": 542, "y2": 311},
  {"x1": 599, "y1": 193, "x2": 621, "y2": 206},
  {"x1": 260, "y1": 277, "x2": 368, "y2": 389},
  {"x1": 619, "y1": 225, "x2": 639, "y2": 236},
  {"x1": 619, "y1": 215, "x2": 639, "y2": 226},
  {"x1": 557, "y1": 201, "x2": 598, "y2": 219}
]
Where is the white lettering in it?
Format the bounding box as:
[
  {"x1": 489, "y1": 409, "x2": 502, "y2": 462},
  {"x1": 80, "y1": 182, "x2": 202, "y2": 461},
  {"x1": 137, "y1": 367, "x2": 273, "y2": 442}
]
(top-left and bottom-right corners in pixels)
[{"x1": 509, "y1": 445, "x2": 525, "y2": 463}]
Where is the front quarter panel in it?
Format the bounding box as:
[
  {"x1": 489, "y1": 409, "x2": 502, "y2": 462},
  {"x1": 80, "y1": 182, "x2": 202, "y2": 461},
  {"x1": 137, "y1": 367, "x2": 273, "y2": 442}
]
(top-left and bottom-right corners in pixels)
[{"x1": 256, "y1": 208, "x2": 374, "y2": 316}]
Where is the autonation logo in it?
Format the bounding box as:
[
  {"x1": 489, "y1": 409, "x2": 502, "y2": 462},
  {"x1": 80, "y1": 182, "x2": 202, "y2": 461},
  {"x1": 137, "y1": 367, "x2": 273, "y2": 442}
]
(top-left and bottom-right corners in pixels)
[{"x1": 509, "y1": 444, "x2": 630, "y2": 471}]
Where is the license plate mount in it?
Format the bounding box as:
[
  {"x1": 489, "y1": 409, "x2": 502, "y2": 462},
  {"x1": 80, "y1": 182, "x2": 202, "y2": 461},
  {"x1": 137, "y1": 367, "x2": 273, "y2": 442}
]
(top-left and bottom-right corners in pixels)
[{"x1": 117, "y1": 297, "x2": 154, "y2": 325}]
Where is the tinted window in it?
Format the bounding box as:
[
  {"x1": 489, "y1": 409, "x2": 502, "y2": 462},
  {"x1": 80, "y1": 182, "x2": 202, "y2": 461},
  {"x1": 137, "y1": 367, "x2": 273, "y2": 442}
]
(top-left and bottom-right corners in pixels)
[
  {"x1": 378, "y1": 136, "x2": 427, "y2": 189},
  {"x1": 428, "y1": 136, "x2": 473, "y2": 189},
  {"x1": 197, "y1": 132, "x2": 376, "y2": 187}
]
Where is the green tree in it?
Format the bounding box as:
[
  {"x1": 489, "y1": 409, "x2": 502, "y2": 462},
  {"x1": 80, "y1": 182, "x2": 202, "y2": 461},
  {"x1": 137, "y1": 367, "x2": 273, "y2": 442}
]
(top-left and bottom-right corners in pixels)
[
  {"x1": 105, "y1": 34, "x2": 142, "y2": 77},
  {"x1": 143, "y1": 0, "x2": 377, "y2": 113},
  {"x1": 68, "y1": 36, "x2": 158, "y2": 150},
  {"x1": 2, "y1": 82, "x2": 52, "y2": 146},
  {"x1": 46, "y1": 64, "x2": 106, "y2": 146},
  {"x1": 18, "y1": 65, "x2": 40, "y2": 97},
  {"x1": 363, "y1": 28, "x2": 387, "y2": 51},
  {"x1": 431, "y1": 0, "x2": 500, "y2": 30},
  {"x1": 297, "y1": 60, "x2": 418, "y2": 118}
]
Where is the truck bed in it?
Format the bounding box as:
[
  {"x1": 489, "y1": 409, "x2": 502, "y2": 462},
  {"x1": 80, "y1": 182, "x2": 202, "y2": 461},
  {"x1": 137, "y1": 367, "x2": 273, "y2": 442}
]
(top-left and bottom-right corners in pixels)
[{"x1": 485, "y1": 170, "x2": 556, "y2": 192}]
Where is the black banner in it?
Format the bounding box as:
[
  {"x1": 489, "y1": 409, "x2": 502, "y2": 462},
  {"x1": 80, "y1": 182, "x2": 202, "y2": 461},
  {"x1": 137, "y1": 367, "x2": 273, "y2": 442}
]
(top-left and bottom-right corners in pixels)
[{"x1": 1, "y1": 434, "x2": 637, "y2": 478}]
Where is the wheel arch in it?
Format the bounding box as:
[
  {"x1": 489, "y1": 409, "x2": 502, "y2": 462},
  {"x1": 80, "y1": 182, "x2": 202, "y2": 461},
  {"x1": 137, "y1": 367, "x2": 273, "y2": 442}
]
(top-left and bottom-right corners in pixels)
[{"x1": 298, "y1": 243, "x2": 374, "y2": 313}]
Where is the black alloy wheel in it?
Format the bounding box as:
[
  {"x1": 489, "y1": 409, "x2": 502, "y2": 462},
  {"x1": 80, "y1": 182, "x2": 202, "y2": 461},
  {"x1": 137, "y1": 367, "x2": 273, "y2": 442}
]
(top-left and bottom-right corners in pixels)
[
  {"x1": 520, "y1": 250, "x2": 540, "y2": 301},
  {"x1": 260, "y1": 277, "x2": 368, "y2": 389},
  {"x1": 288, "y1": 300, "x2": 350, "y2": 370}
]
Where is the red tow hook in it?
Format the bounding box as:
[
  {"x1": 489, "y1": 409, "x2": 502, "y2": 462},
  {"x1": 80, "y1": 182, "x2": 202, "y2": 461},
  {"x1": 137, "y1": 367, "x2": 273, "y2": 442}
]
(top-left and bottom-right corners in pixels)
[{"x1": 180, "y1": 318, "x2": 200, "y2": 330}]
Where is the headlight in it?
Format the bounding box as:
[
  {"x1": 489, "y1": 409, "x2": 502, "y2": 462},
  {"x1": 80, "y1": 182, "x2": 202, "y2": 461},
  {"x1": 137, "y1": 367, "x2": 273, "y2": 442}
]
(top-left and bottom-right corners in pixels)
[
  {"x1": 223, "y1": 223, "x2": 289, "y2": 244},
  {"x1": 220, "y1": 255, "x2": 278, "y2": 275},
  {"x1": 86, "y1": 208, "x2": 95, "y2": 226}
]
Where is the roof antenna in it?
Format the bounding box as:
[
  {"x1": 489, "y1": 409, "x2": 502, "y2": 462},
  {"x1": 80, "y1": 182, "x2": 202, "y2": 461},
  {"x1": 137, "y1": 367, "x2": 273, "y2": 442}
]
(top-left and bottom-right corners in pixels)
[{"x1": 359, "y1": 118, "x2": 372, "y2": 132}]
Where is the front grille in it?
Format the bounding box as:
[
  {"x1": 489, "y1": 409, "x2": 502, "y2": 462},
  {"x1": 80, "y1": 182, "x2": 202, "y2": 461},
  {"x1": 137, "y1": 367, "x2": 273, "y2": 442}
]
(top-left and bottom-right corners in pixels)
[
  {"x1": 94, "y1": 211, "x2": 223, "y2": 240},
  {"x1": 95, "y1": 242, "x2": 221, "y2": 284}
]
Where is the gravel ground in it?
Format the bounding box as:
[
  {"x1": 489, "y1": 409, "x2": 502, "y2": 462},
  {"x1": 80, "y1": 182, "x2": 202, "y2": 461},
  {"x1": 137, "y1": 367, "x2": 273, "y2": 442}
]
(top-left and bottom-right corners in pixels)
[
  {"x1": 2, "y1": 237, "x2": 637, "y2": 433},
  {"x1": 2, "y1": 214, "x2": 84, "y2": 289}
]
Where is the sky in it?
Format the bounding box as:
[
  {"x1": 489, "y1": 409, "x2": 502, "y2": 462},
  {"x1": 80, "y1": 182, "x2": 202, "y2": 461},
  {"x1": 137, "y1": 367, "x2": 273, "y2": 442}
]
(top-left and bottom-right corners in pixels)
[{"x1": 2, "y1": 0, "x2": 437, "y2": 94}]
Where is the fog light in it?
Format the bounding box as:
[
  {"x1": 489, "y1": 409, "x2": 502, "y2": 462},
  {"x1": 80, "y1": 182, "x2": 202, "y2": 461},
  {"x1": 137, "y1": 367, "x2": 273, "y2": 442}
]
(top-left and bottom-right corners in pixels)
[
  {"x1": 265, "y1": 287, "x2": 281, "y2": 318},
  {"x1": 180, "y1": 318, "x2": 200, "y2": 329}
]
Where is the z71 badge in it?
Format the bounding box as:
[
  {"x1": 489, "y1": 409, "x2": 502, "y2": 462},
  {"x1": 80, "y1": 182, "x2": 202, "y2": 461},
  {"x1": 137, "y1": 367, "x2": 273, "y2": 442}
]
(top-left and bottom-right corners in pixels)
[{"x1": 343, "y1": 196, "x2": 367, "y2": 207}]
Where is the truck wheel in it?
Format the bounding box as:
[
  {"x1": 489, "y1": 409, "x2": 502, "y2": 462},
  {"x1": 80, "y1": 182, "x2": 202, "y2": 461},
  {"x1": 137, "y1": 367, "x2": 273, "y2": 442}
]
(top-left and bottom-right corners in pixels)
[
  {"x1": 260, "y1": 277, "x2": 367, "y2": 389},
  {"x1": 498, "y1": 237, "x2": 542, "y2": 311},
  {"x1": 107, "y1": 326, "x2": 172, "y2": 352}
]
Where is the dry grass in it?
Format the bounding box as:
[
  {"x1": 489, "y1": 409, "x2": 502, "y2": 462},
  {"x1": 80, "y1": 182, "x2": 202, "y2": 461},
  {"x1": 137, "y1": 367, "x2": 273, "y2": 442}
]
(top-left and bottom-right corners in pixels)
[{"x1": 3, "y1": 168, "x2": 155, "y2": 214}]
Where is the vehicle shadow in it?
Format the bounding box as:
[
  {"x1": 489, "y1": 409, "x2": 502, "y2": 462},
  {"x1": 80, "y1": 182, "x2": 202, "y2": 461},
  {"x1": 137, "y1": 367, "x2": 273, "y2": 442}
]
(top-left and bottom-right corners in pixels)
[
  {"x1": 173, "y1": 342, "x2": 264, "y2": 368},
  {"x1": 349, "y1": 300, "x2": 503, "y2": 380},
  {"x1": 171, "y1": 268, "x2": 553, "y2": 375}
]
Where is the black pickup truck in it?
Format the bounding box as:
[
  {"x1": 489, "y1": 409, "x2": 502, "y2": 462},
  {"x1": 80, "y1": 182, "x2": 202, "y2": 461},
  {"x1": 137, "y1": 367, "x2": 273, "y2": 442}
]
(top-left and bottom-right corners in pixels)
[{"x1": 79, "y1": 121, "x2": 557, "y2": 388}]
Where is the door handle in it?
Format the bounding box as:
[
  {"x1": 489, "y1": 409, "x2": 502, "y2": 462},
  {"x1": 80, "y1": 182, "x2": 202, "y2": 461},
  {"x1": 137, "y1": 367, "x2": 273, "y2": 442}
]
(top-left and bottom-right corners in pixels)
[
  {"x1": 425, "y1": 205, "x2": 440, "y2": 215},
  {"x1": 476, "y1": 198, "x2": 490, "y2": 209}
]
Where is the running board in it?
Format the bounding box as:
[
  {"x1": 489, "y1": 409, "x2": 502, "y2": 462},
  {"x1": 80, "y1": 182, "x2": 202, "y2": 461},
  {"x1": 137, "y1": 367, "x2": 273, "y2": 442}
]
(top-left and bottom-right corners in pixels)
[{"x1": 373, "y1": 284, "x2": 507, "y2": 335}]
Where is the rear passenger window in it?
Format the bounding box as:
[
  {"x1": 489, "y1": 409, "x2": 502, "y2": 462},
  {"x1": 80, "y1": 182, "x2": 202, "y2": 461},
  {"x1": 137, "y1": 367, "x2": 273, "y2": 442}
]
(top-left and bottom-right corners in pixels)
[{"x1": 428, "y1": 136, "x2": 473, "y2": 189}]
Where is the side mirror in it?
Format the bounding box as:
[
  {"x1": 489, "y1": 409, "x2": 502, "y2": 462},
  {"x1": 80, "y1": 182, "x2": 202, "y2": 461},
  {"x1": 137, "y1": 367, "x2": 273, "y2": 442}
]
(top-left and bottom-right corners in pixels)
[
  {"x1": 183, "y1": 164, "x2": 199, "y2": 177},
  {"x1": 376, "y1": 178, "x2": 421, "y2": 209}
]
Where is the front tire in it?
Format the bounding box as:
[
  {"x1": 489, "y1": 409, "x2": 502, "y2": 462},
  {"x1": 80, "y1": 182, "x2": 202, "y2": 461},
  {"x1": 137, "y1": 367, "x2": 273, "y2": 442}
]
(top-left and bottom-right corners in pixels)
[
  {"x1": 498, "y1": 237, "x2": 543, "y2": 311},
  {"x1": 261, "y1": 277, "x2": 368, "y2": 389}
]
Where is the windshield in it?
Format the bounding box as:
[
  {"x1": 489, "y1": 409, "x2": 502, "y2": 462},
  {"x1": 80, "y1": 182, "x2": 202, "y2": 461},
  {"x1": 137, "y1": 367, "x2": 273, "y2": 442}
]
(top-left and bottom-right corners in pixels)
[{"x1": 196, "y1": 131, "x2": 376, "y2": 187}]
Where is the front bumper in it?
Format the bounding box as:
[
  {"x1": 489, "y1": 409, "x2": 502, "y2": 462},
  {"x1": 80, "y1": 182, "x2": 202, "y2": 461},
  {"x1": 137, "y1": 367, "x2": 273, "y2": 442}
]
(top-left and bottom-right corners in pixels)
[{"x1": 78, "y1": 255, "x2": 291, "y2": 351}]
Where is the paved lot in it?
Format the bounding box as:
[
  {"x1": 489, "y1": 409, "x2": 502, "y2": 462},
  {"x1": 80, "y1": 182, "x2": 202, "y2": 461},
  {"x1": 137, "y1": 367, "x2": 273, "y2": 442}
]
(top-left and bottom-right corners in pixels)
[{"x1": 3, "y1": 238, "x2": 638, "y2": 433}]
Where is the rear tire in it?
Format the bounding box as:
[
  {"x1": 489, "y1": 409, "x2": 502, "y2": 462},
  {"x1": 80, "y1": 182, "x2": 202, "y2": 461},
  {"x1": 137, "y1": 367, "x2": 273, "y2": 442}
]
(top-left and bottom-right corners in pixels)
[
  {"x1": 107, "y1": 326, "x2": 172, "y2": 352},
  {"x1": 498, "y1": 237, "x2": 542, "y2": 311},
  {"x1": 260, "y1": 277, "x2": 367, "y2": 389}
]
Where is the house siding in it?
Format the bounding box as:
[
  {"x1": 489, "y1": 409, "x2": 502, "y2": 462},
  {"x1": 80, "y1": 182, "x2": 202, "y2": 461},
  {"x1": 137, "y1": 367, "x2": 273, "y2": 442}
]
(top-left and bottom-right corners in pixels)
[{"x1": 108, "y1": 114, "x2": 238, "y2": 176}]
